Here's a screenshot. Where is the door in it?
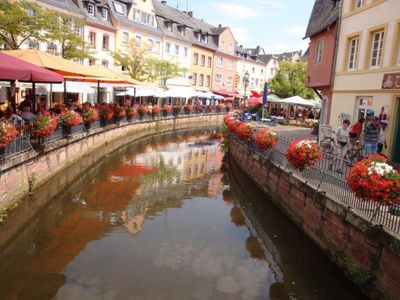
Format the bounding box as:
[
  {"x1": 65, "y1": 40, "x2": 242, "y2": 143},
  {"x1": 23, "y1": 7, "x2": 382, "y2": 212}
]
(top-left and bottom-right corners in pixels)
[{"x1": 392, "y1": 98, "x2": 400, "y2": 163}]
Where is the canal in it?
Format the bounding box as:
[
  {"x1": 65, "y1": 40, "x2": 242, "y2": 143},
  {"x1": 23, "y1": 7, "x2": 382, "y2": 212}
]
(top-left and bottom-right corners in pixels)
[{"x1": 0, "y1": 128, "x2": 367, "y2": 300}]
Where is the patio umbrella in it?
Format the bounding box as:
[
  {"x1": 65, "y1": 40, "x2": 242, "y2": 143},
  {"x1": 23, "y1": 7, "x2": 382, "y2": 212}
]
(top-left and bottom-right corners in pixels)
[
  {"x1": 247, "y1": 97, "x2": 262, "y2": 106},
  {"x1": 0, "y1": 52, "x2": 63, "y2": 83}
]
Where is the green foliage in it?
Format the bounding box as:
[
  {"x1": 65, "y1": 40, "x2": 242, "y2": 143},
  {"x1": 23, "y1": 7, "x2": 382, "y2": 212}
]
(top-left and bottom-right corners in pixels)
[
  {"x1": 343, "y1": 258, "x2": 375, "y2": 292},
  {"x1": 0, "y1": 207, "x2": 7, "y2": 223},
  {"x1": 0, "y1": 0, "x2": 53, "y2": 49},
  {"x1": 46, "y1": 13, "x2": 91, "y2": 60},
  {"x1": 269, "y1": 60, "x2": 315, "y2": 99},
  {"x1": 113, "y1": 40, "x2": 186, "y2": 86}
]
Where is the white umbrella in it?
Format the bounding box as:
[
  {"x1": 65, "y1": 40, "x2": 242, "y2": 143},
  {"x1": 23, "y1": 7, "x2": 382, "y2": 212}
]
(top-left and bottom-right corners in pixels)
[
  {"x1": 280, "y1": 96, "x2": 314, "y2": 107},
  {"x1": 51, "y1": 81, "x2": 95, "y2": 94}
]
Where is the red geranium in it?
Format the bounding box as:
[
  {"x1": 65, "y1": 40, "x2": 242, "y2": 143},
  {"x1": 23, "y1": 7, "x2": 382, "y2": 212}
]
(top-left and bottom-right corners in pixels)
[
  {"x1": 163, "y1": 105, "x2": 172, "y2": 113},
  {"x1": 255, "y1": 128, "x2": 278, "y2": 150},
  {"x1": 114, "y1": 106, "x2": 126, "y2": 119},
  {"x1": 82, "y1": 108, "x2": 98, "y2": 123},
  {"x1": 60, "y1": 110, "x2": 82, "y2": 128},
  {"x1": 227, "y1": 118, "x2": 241, "y2": 133},
  {"x1": 0, "y1": 121, "x2": 19, "y2": 148},
  {"x1": 186, "y1": 104, "x2": 193, "y2": 112},
  {"x1": 31, "y1": 114, "x2": 58, "y2": 138},
  {"x1": 196, "y1": 105, "x2": 203, "y2": 112},
  {"x1": 126, "y1": 107, "x2": 137, "y2": 118},
  {"x1": 235, "y1": 122, "x2": 254, "y2": 141},
  {"x1": 139, "y1": 105, "x2": 149, "y2": 114},
  {"x1": 286, "y1": 139, "x2": 322, "y2": 171},
  {"x1": 152, "y1": 105, "x2": 161, "y2": 115},
  {"x1": 218, "y1": 103, "x2": 226, "y2": 111},
  {"x1": 175, "y1": 105, "x2": 183, "y2": 113},
  {"x1": 99, "y1": 104, "x2": 114, "y2": 120},
  {"x1": 347, "y1": 154, "x2": 400, "y2": 204},
  {"x1": 223, "y1": 114, "x2": 233, "y2": 125}
]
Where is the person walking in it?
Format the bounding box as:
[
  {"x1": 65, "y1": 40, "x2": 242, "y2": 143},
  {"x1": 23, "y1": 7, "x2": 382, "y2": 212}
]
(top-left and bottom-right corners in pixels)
[
  {"x1": 349, "y1": 117, "x2": 365, "y2": 140},
  {"x1": 330, "y1": 119, "x2": 350, "y2": 174},
  {"x1": 362, "y1": 116, "x2": 380, "y2": 156},
  {"x1": 377, "y1": 120, "x2": 388, "y2": 154}
]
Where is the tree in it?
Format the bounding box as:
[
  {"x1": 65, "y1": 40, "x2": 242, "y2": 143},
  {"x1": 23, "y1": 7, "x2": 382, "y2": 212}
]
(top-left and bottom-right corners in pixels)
[
  {"x1": 269, "y1": 61, "x2": 315, "y2": 99},
  {"x1": 113, "y1": 40, "x2": 187, "y2": 86},
  {"x1": 0, "y1": 0, "x2": 52, "y2": 49},
  {"x1": 46, "y1": 14, "x2": 91, "y2": 60}
]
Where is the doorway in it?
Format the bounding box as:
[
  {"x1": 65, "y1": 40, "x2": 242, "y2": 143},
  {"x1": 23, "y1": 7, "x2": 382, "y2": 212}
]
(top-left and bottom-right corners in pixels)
[{"x1": 392, "y1": 97, "x2": 400, "y2": 163}]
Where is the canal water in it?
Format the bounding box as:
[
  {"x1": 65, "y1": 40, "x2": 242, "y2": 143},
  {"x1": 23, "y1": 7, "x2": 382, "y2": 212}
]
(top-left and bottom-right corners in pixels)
[{"x1": 0, "y1": 128, "x2": 367, "y2": 300}]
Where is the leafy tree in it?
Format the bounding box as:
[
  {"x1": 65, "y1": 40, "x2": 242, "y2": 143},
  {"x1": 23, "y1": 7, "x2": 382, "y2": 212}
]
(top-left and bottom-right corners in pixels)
[
  {"x1": 269, "y1": 61, "x2": 315, "y2": 99},
  {"x1": 0, "y1": 0, "x2": 52, "y2": 49},
  {"x1": 113, "y1": 40, "x2": 187, "y2": 86},
  {"x1": 46, "y1": 14, "x2": 91, "y2": 60}
]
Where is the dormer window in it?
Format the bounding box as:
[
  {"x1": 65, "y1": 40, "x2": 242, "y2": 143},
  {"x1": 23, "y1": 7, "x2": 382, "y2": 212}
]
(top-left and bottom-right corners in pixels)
[
  {"x1": 201, "y1": 34, "x2": 207, "y2": 44},
  {"x1": 178, "y1": 26, "x2": 185, "y2": 36},
  {"x1": 196, "y1": 32, "x2": 201, "y2": 42},
  {"x1": 101, "y1": 8, "x2": 108, "y2": 19},
  {"x1": 165, "y1": 21, "x2": 173, "y2": 32},
  {"x1": 87, "y1": 3, "x2": 95, "y2": 16},
  {"x1": 113, "y1": 2, "x2": 126, "y2": 15}
]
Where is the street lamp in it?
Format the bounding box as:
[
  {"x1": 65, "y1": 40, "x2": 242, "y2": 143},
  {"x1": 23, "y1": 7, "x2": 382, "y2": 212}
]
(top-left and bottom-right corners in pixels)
[{"x1": 243, "y1": 71, "x2": 250, "y2": 100}]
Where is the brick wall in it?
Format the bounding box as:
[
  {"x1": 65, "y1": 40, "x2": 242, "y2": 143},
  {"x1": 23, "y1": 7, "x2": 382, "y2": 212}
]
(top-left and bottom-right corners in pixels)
[{"x1": 230, "y1": 138, "x2": 400, "y2": 300}]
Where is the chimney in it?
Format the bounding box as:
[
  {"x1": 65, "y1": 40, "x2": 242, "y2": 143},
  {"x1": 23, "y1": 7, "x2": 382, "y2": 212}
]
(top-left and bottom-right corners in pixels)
[
  {"x1": 218, "y1": 24, "x2": 222, "y2": 28},
  {"x1": 188, "y1": 11, "x2": 193, "y2": 17},
  {"x1": 161, "y1": 0, "x2": 167, "y2": 4}
]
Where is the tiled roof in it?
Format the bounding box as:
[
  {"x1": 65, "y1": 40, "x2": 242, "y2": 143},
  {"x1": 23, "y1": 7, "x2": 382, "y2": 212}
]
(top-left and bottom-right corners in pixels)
[
  {"x1": 304, "y1": 0, "x2": 339, "y2": 38},
  {"x1": 39, "y1": 0, "x2": 83, "y2": 15},
  {"x1": 74, "y1": 0, "x2": 115, "y2": 30}
]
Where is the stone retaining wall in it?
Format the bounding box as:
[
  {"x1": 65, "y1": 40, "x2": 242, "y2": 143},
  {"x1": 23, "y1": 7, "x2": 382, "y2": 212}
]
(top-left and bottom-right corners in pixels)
[{"x1": 229, "y1": 138, "x2": 400, "y2": 300}]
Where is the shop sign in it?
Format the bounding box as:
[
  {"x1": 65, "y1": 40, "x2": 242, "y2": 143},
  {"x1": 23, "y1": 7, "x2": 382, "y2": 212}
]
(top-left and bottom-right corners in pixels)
[{"x1": 382, "y1": 73, "x2": 400, "y2": 89}]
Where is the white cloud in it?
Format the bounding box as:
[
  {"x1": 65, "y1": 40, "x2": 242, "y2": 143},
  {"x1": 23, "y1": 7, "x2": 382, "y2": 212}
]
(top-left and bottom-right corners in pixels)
[
  {"x1": 212, "y1": 3, "x2": 264, "y2": 19},
  {"x1": 282, "y1": 25, "x2": 307, "y2": 36},
  {"x1": 262, "y1": 41, "x2": 309, "y2": 54},
  {"x1": 230, "y1": 26, "x2": 252, "y2": 43}
]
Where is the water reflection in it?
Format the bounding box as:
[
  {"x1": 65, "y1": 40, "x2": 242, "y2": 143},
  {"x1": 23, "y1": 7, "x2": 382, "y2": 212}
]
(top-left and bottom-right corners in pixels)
[{"x1": 0, "y1": 128, "x2": 366, "y2": 300}]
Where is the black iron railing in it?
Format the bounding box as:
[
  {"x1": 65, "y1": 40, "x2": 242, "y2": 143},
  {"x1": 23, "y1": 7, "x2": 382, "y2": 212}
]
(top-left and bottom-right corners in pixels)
[{"x1": 0, "y1": 135, "x2": 33, "y2": 159}]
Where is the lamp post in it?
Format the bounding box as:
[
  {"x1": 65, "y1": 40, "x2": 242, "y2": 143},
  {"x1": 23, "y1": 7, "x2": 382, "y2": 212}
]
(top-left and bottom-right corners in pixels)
[{"x1": 243, "y1": 71, "x2": 250, "y2": 102}]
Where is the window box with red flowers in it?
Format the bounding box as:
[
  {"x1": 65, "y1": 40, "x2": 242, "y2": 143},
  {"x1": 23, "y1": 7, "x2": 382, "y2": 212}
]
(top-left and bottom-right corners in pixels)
[
  {"x1": 60, "y1": 110, "x2": 83, "y2": 135},
  {"x1": 286, "y1": 139, "x2": 322, "y2": 171},
  {"x1": 31, "y1": 114, "x2": 58, "y2": 139},
  {"x1": 185, "y1": 104, "x2": 193, "y2": 114},
  {"x1": 347, "y1": 155, "x2": 400, "y2": 204},
  {"x1": 114, "y1": 106, "x2": 126, "y2": 121},
  {"x1": 126, "y1": 107, "x2": 137, "y2": 121},
  {"x1": 152, "y1": 105, "x2": 161, "y2": 117},
  {"x1": 235, "y1": 122, "x2": 254, "y2": 141},
  {"x1": 0, "y1": 121, "x2": 19, "y2": 153},
  {"x1": 162, "y1": 105, "x2": 172, "y2": 117},
  {"x1": 255, "y1": 128, "x2": 278, "y2": 150},
  {"x1": 99, "y1": 104, "x2": 114, "y2": 126},
  {"x1": 82, "y1": 108, "x2": 99, "y2": 129}
]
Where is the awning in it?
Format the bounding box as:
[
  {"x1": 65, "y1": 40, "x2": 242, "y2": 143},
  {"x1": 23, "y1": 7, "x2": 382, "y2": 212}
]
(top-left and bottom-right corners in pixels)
[
  {"x1": 195, "y1": 91, "x2": 224, "y2": 100},
  {"x1": 116, "y1": 86, "x2": 164, "y2": 97},
  {"x1": 247, "y1": 97, "x2": 262, "y2": 106},
  {"x1": 160, "y1": 86, "x2": 197, "y2": 98},
  {"x1": 51, "y1": 82, "x2": 95, "y2": 94},
  {"x1": 87, "y1": 65, "x2": 140, "y2": 85},
  {"x1": 0, "y1": 52, "x2": 63, "y2": 83},
  {"x1": 213, "y1": 90, "x2": 239, "y2": 97},
  {"x1": 280, "y1": 95, "x2": 314, "y2": 106}
]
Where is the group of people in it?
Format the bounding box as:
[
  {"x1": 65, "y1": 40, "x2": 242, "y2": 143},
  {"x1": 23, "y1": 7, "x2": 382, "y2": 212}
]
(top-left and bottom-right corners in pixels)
[{"x1": 332, "y1": 115, "x2": 388, "y2": 172}]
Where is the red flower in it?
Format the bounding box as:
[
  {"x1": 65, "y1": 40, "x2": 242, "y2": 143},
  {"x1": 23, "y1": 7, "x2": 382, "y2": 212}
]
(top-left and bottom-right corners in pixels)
[
  {"x1": 227, "y1": 119, "x2": 241, "y2": 133},
  {"x1": 196, "y1": 105, "x2": 203, "y2": 112},
  {"x1": 99, "y1": 104, "x2": 114, "y2": 120},
  {"x1": 347, "y1": 154, "x2": 400, "y2": 204},
  {"x1": 82, "y1": 108, "x2": 98, "y2": 123},
  {"x1": 255, "y1": 128, "x2": 278, "y2": 150},
  {"x1": 286, "y1": 139, "x2": 322, "y2": 171},
  {"x1": 0, "y1": 121, "x2": 19, "y2": 147},
  {"x1": 152, "y1": 105, "x2": 161, "y2": 115},
  {"x1": 235, "y1": 122, "x2": 254, "y2": 141},
  {"x1": 186, "y1": 104, "x2": 193, "y2": 112},
  {"x1": 163, "y1": 105, "x2": 173, "y2": 113},
  {"x1": 60, "y1": 110, "x2": 83, "y2": 128},
  {"x1": 126, "y1": 107, "x2": 137, "y2": 117},
  {"x1": 31, "y1": 113, "x2": 58, "y2": 138},
  {"x1": 114, "y1": 106, "x2": 127, "y2": 119}
]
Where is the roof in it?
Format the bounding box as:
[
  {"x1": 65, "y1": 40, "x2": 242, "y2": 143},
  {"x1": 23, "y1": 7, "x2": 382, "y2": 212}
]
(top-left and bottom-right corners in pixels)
[
  {"x1": 74, "y1": 0, "x2": 115, "y2": 30},
  {"x1": 153, "y1": 0, "x2": 218, "y2": 50},
  {"x1": 304, "y1": 0, "x2": 340, "y2": 38},
  {"x1": 39, "y1": 0, "x2": 83, "y2": 15},
  {"x1": 259, "y1": 54, "x2": 275, "y2": 64}
]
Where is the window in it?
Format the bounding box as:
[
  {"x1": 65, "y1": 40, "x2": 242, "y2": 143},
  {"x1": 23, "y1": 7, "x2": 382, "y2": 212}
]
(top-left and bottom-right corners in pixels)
[
  {"x1": 207, "y1": 57, "x2": 212, "y2": 68},
  {"x1": 261, "y1": 69, "x2": 264, "y2": 74},
  {"x1": 167, "y1": 22, "x2": 173, "y2": 32},
  {"x1": 192, "y1": 73, "x2": 197, "y2": 85},
  {"x1": 347, "y1": 36, "x2": 359, "y2": 70},
  {"x1": 47, "y1": 43, "x2": 57, "y2": 54},
  {"x1": 101, "y1": 8, "x2": 108, "y2": 19},
  {"x1": 89, "y1": 59, "x2": 96, "y2": 66},
  {"x1": 193, "y1": 53, "x2": 199, "y2": 65},
  {"x1": 135, "y1": 35, "x2": 142, "y2": 47},
  {"x1": 155, "y1": 41, "x2": 161, "y2": 53},
  {"x1": 206, "y1": 75, "x2": 210, "y2": 87},
  {"x1": 397, "y1": 43, "x2": 400, "y2": 66},
  {"x1": 216, "y1": 57, "x2": 223, "y2": 67},
  {"x1": 314, "y1": 39, "x2": 324, "y2": 64},
  {"x1": 113, "y1": 2, "x2": 126, "y2": 15},
  {"x1": 201, "y1": 55, "x2": 205, "y2": 66},
  {"x1": 165, "y1": 42, "x2": 171, "y2": 53},
  {"x1": 135, "y1": 9, "x2": 142, "y2": 22},
  {"x1": 175, "y1": 45, "x2": 179, "y2": 55},
  {"x1": 370, "y1": 30, "x2": 384, "y2": 68},
  {"x1": 199, "y1": 74, "x2": 204, "y2": 86},
  {"x1": 196, "y1": 33, "x2": 201, "y2": 42},
  {"x1": 228, "y1": 60, "x2": 234, "y2": 70},
  {"x1": 354, "y1": 0, "x2": 365, "y2": 9},
  {"x1": 122, "y1": 32, "x2": 129, "y2": 46},
  {"x1": 148, "y1": 38, "x2": 154, "y2": 50},
  {"x1": 179, "y1": 26, "x2": 185, "y2": 36},
  {"x1": 28, "y1": 39, "x2": 39, "y2": 50},
  {"x1": 102, "y1": 59, "x2": 108, "y2": 68},
  {"x1": 201, "y1": 34, "x2": 208, "y2": 44},
  {"x1": 184, "y1": 47, "x2": 188, "y2": 57},
  {"x1": 89, "y1": 32, "x2": 96, "y2": 48},
  {"x1": 226, "y1": 76, "x2": 233, "y2": 86},
  {"x1": 215, "y1": 74, "x2": 222, "y2": 85},
  {"x1": 102, "y1": 35, "x2": 109, "y2": 50},
  {"x1": 87, "y1": 3, "x2": 95, "y2": 15}
]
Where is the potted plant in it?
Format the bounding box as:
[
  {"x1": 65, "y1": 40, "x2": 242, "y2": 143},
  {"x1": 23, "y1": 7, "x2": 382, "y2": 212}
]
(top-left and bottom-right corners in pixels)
[
  {"x1": 227, "y1": 118, "x2": 241, "y2": 133},
  {"x1": 286, "y1": 139, "x2": 322, "y2": 171},
  {"x1": 0, "y1": 121, "x2": 19, "y2": 154},
  {"x1": 235, "y1": 122, "x2": 254, "y2": 141},
  {"x1": 126, "y1": 107, "x2": 137, "y2": 121},
  {"x1": 82, "y1": 108, "x2": 99, "y2": 129},
  {"x1": 60, "y1": 110, "x2": 83, "y2": 135},
  {"x1": 162, "y1": 105, "x2": 172, "y2": 117},
  {"x1": 196, "y1": 105, "x2": 203, "y2": 113},
  {"x1": 99, "y1": 104, "x2": 114, "y2": 126},
  {"x1": 152, "y1": 105, "x2": 161, "y2": 117},
  {"x1": 217, "y1": 103, "x2": 226, "y2": 112},
  {"x1": 114, "y1": 105, "x2": 127, "y2": 122},
  {"x1": 139, "y1": 105, "x2": 148, "y2": 119},
  {"x1": 185, "y1": 104, "x2": 193, "y2": 114},
  {"x1": 31, "y1": 114, "x2": 58, "y2": 139},
  {"x1": 255, "y1": 128, "x2": 278, "y2": 150}
]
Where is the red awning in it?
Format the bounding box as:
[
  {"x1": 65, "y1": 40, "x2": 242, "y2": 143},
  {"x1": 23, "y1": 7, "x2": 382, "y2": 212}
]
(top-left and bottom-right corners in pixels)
[
  {"x1": 0, "y1": 52, "x2": 64, "y2": 83},
  {"x1": 247, "y1": 97, "x2": 262, "y2": 106},
  {"x1": 251, "y1": 91, "x2": 262, "y2": 98},
  {"x1": 213, "y1": 90, "x2": 239, "y2": 97}
]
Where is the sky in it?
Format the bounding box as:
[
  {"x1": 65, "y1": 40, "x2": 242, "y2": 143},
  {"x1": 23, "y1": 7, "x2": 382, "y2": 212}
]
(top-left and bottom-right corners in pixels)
[{"x1": 172, "y1": 0, "x2": 315, "y2": 54}]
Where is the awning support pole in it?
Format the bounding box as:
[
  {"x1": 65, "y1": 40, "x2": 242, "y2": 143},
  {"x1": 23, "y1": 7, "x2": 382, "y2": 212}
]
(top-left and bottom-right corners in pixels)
[
  {"x1": 97, "y1": 81, "x2": 100, "y2": 104},
  {"x1": 32, "y1": 82, "x2": 36, "y2": 113}
]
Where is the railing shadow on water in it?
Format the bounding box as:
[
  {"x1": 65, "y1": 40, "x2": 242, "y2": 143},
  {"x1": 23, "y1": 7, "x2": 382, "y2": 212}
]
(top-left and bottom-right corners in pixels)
[{"x1": 232, "y1": 131, "x2": 400, "y2": 236}]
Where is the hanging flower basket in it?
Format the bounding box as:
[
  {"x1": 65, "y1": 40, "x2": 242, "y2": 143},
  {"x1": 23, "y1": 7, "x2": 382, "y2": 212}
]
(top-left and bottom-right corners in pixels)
[
  {"x1": 286, "y1": 139, "x2": 322, "y2": 171},
  {"x1": 227, "y1": 118, "x2": 241, "y2": 133},
  {"x1": 99, "y1": 104, "x2": 114, "y2": 121},
  {"x1": 114, "y1": 106, "x2": 126, "y2": 120},
  {"x1": 82, "y1": 108, "x2": 98, "y2": 124},
  {"x1": 347, "y1": 154, "x2": 400, "y2": 204},
  {"x1": 255, "y1": 128, "x2": 278, "y2": 150},
  {"x1": 235, "y1": 122, "x2": 254, "y2": 141},
  {"x1": 31, "y1": 114, "x2": 58, "y2": 138},
  {"x1": 60, "y1": 110, "x2": 83, "y2": 128},
  {"x1": 0, "y1": 121, "x2": 19, "y2": 148},
  {"x1": 126, "y1": 107, "x2": 137, "y2": 119}
]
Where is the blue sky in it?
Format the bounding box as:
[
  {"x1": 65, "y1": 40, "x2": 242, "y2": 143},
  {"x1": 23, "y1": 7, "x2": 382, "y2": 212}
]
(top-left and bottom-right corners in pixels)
[{"x1": 172, "y1": 0, "x2": 314, "y2": 54}]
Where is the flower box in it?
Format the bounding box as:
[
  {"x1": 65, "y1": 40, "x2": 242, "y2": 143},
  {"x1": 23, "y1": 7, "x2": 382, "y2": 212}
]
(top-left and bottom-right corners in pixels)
[{"x1": 286, "y1": 139, "x2": 322, "y2": 171}]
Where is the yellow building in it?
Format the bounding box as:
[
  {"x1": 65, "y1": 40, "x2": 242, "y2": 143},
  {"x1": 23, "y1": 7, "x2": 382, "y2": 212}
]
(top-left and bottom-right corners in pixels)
[
  {"x1": 330, "y1": 0, "x2": 400, "y2": 162},
  {"x1": 191, "y1": 45, "x2": 214, "y2": 92}
]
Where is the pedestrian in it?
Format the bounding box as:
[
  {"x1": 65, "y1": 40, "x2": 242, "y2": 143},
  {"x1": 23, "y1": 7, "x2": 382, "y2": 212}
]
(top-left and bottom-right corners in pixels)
[
  {"x1": 330, "y1": 119, "x2": 350, "y2": 174},
  {"x1": 362, "y1": 116, "x2": 380, "y2": 156},
  {"x1": 349, "y1": 117, "x2": 365, "y2": 140},
  {"x1": 377, "y1": 120, "x2": 388, "y2": 154}
]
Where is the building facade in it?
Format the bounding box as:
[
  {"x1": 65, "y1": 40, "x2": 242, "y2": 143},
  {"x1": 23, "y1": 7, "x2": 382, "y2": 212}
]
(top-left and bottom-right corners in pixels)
[
  {"x1": 330, "y1": 0, "x2": 400, "y2": 162},
  {"x1": 304, "y1": 0, "x2": 340, "y2": 125}
]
